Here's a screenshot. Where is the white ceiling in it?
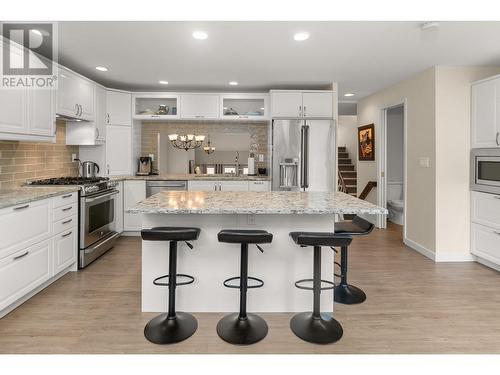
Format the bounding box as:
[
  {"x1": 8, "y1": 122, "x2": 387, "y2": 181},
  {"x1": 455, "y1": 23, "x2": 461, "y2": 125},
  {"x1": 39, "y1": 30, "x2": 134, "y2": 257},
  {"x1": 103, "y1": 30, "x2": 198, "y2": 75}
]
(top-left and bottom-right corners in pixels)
[{"x1": 57, "y1": 21, "x2": 500, "y2": 100}]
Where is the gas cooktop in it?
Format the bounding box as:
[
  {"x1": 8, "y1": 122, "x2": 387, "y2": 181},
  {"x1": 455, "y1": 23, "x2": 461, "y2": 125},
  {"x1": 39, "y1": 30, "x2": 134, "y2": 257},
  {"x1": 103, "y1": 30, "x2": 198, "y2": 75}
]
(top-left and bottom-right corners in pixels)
[{"x1": 27, "y1": 176, "x2": 116, "y2": 196}]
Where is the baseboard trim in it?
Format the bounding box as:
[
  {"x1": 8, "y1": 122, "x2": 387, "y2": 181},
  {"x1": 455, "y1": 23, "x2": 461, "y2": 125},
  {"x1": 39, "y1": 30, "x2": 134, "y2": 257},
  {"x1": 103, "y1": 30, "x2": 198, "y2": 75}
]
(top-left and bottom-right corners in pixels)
[
  {"x1": 435, "y1": 251, "x2": 475, "y2": 262},
  {"x1": 403, "y1": 237, "x2": 435, "y2": 261}
]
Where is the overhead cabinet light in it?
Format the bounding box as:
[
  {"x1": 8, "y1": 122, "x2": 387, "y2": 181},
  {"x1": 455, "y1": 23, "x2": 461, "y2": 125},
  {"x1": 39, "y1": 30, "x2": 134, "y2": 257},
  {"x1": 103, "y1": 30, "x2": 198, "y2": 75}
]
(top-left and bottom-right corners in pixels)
[
  {"x1": 192, "y1": 31, "x2": 208, "y2": 40},
  {"x1": 293, "y1": 32, "x2": 310, "y2": 41}
]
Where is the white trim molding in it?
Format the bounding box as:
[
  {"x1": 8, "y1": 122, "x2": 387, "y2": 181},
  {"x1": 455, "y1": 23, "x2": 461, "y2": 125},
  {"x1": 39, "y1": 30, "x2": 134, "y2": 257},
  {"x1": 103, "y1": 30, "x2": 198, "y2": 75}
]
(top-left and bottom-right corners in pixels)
[
  {"x1": 403, "y1": 237, "x2": 435, "y2": 261},
  {"x1": 434, "y1": 251, "x2": 475, "y2": 262}
]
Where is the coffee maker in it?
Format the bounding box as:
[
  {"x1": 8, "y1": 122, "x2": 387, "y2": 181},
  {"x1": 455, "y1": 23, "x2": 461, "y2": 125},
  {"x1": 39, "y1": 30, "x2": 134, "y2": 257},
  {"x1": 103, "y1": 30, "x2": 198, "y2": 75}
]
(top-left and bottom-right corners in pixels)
[{"x1": 137, "y1": 156, "x2": 153, "y2": 176}]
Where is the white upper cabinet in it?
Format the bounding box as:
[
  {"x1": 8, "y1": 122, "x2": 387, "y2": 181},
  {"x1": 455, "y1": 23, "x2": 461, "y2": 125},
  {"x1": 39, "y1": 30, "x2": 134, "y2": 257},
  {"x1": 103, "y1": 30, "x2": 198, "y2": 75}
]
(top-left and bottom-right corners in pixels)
[
  {"x1": 472, "y1": 77, "x2": 500, "y2": 148},
  {"x1": 220, "y1": 94, "x2": 269, "y2": 120},
  {"x1": 95, "y1": 85, "x2": 106, "y2": 141},
  {"x1": 28, "y1": 88, "x2": 56, "y2": 138},
  {"x1": 133, "y1": 94, "x2": 179, "y2": 120},
  {"x1": 57, "y1": 67, "x2": 95, "y2": 121},
  {"x1": 270, "y1": 91, "x2": 303, "y2": 118},
  {"x1": 106, "y1": 90, "x2": 132, "y2": 126},
  {"x1": 180, "y1": 94, "x2": 220, "y2": 119},
  {"x1": 302, "y1": 92, "x2": 333, "y2": 118},
  {"x1": 271, "y1": 90, "x2": 334, "y2": 119},
  {"x1": 0, "y1": 88, "x2": 27, "y2": 135},
  {"x1": 106, "y1": 124, "x2": 132, "y2": 176}
]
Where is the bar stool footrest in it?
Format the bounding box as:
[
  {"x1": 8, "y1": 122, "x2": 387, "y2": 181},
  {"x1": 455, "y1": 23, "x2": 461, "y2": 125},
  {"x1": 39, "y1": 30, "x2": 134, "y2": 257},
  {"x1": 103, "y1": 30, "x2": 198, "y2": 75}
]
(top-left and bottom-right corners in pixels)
[
  {"x1": 223, "y1": 276, "x2": 264, "y2": 289},
  {"x1": 294, "y1": 278, "x2": 335, "y2": 291},
  {"x1": 153, "y1": 273, "x2": 195, "y2": 287}
]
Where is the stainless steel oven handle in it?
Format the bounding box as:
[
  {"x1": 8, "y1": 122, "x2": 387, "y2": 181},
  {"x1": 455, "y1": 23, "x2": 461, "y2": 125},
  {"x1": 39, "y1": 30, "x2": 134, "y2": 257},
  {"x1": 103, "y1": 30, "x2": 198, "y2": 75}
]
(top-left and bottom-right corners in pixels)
[
  {"x1": 84, "y1": 233, "x2": 118, "y2": 254},
  {"x1": 84, "y1": 190, "x2": 119, "y2": 202}
]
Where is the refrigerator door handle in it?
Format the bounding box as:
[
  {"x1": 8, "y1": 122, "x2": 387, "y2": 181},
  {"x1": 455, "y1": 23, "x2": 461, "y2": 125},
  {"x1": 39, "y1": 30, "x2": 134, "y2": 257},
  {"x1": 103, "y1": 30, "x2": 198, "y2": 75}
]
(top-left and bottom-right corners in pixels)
[
  {"x1": 303, "y1": 124, "x2": 310, "y2": 189},
  {"x1": 300, "y1": 124, "x2": 306, "y2": 189}
]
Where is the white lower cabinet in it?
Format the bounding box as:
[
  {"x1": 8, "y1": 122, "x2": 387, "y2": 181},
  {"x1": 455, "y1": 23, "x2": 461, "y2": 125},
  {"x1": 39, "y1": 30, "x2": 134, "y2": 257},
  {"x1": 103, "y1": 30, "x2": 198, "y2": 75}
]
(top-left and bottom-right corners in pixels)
[
  {"x1": 219, "y1": 181, "x2": 249, "y2": 191},
  {"x1": 188, "y1": 180, "x2": 218, "y2": 191},
  {"x1": 0, "y1": 240, "x2": 52, "y2": 311},
  {"x1": 114, "y1": 181, "x2": 124, "y2": 234},
  {"x1": 123, "y1": 181, "x2": 146, "y2": 231},
  {"x1": 53, "y1": 229, "x2": 77, "y2": 274},
  {"x1": 471, "y1": 191, "x2": 500, "y2": 268},
  {"x1": 471, "y1": 223, "x2": 500, "y2": 264},
  {"x1": 188, "y1": 180, "x2": 269, "y2": 192},
  {"x1": 249, "y1": 181, "x2": 270, "y2": 191}
]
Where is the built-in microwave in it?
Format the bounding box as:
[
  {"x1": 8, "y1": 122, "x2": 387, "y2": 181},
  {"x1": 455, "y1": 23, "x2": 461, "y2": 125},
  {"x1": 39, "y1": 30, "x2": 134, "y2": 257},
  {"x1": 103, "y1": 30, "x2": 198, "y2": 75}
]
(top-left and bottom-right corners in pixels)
[{"x1": 471, "y1": 148, "x2": 500, "y2": 194}]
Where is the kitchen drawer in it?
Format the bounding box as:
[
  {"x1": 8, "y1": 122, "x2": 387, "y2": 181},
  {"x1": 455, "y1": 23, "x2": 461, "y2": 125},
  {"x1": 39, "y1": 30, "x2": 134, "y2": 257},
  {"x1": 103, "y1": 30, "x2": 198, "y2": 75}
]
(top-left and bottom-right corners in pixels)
[
  {"x1": 53, "y1": 191, "x2": 78, "y2": 208},
  {"x1": 249, "y1": 181, "x2": 270, "y2": 191},
  {"x1": 0, "y1": 240, "x2": 51, "y2": 311},
  {"x1": 0, "y1": 199, "x2": 51, "y2": 260},
  {"x1": 471, "y1": 191, "x2": 500, "y2": 229},
  {"x1": 53, "y1": 228, "x2": 77, "y2": 274},
  {"x1": 471, "y1": 222, "x2": 500, "y2": 264},
  {"x1": 53, "y1": 215, "x2": 77, "y2": 235},
  {"x1": 53, "y1": 201, "x2": 78, "y2": 222}
]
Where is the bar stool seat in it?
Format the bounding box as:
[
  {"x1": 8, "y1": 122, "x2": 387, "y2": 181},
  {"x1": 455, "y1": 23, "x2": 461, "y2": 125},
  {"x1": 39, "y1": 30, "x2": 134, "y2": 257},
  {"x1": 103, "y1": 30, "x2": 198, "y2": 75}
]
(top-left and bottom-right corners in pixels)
[
  {"x1": 333, "y1": 216, "x2": 374, "y2": 305},
  {"x1": 217, "y1": 229, "x2": 273, "y2": 345},
  {"x1": 289, "y1": 231, "x2": 352, "y2": 345},
  {"x1": 141, "y1": 226, "x2": 200, "y2": 345}
]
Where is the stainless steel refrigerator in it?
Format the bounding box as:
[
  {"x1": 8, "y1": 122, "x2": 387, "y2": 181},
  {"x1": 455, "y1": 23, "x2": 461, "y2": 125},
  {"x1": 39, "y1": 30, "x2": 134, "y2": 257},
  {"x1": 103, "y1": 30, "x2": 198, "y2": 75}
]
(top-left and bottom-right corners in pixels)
[{"x1": 272, "y1": 119, "x2": 336, "y2": 191}]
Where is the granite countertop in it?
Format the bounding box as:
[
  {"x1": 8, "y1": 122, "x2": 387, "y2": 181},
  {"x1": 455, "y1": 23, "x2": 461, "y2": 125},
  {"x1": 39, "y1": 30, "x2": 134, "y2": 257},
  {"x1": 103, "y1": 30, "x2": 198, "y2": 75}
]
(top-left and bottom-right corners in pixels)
[
  {"x1": 0, "y1": 186, "x2": 80, "y2": 210},
  {"x1": 127, "y1": 191, "x2": 388, "y2": 215},
  {"x1": 111, "y1": 174, "x2": 271, "y2": 182}
]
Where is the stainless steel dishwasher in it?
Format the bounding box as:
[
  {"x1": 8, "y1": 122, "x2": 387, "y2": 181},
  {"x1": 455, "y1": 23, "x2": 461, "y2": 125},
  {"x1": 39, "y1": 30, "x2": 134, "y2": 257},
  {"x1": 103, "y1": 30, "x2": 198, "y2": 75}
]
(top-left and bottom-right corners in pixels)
[{"x1": 146, "y1": 180, "x2": 188, "y2": 197}]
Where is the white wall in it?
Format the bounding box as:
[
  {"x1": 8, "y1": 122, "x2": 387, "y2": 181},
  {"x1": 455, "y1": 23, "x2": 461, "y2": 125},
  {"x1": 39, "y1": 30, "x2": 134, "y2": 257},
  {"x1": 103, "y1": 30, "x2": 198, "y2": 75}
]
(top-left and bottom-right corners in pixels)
[
  {"x1": 337, "y1": 115, "x2": 358, "y2": 166},
  {"x1": 386, "y1": 106, "x2": 404, "y2": 183}
]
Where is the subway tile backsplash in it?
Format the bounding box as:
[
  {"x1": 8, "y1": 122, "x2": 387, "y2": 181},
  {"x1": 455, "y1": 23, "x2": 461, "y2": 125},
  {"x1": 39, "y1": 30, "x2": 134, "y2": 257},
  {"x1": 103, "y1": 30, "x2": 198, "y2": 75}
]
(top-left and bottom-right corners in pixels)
[{"x1": 0, "y1": 122, "x2": 79, "y2": 190}]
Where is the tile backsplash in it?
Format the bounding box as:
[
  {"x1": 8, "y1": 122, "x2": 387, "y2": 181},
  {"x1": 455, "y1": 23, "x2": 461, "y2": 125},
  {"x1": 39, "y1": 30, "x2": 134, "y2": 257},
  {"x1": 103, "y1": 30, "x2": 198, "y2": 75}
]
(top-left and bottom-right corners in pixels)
[
  {"x1": 0, "y1": 121, "x2": 79, "y2": 190},
  {"x1": 141, "y1": 120, "x2": 271, "y2": 171}
]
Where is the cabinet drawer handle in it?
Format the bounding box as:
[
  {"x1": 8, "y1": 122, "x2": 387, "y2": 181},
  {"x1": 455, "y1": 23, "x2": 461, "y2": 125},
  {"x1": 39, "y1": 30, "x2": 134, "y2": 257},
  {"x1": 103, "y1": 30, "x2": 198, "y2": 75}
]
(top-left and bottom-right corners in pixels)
[
  {"x1": 62, "y1": 231, "x2": 73, "y2": 238},
  {"x1": 195, "y1": 115, "x2": 205, "y2": 118},
  {"x1": 62, "y1": 206, "x2": 73, "y2": 212},
  {"x1": 253, "y1": 182, "x2": 264, "y2": 184},
  {"x1": 13, "y1": 251, "x2": 29, "y2": 260},
  {"x1": 62, "y1": 194, "x2": 73, "y2": 199},
  {"x1": 14, "y1": 204, "x2": 29, "y2": 210},
  {"x1": 496, "y1": 132, "x2": 499, "y2": 146},
  {"x1": 62, "y1": 218, "x2": 73, "y2": 224}
]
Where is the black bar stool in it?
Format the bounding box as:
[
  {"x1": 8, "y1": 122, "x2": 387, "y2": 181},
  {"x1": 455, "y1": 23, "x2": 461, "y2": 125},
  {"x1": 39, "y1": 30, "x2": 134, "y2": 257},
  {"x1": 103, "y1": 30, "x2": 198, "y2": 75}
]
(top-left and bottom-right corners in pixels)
[
  {"x1": 289, "y1": 231, "x2": 352, "y2": 344},
  {"x1": 141, "y1": 226, "x2": 201, "y2": 344},
  {"x1": 333, "y1": 216, "x2": 374, "y2": 304},
  {"x1": 216, "y1": 229, "x2": 273, "y2": 345}
]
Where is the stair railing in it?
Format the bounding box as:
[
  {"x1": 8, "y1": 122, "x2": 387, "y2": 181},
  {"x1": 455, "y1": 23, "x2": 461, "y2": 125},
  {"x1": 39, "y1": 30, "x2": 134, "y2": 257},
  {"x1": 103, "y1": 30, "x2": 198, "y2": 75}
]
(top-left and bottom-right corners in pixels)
[
  {"x1": 358, "y1": 181, "x2": 377, "y2": 200},
  {"x1": 337, "y1": 171, "x2": 348, "y2": 193}
]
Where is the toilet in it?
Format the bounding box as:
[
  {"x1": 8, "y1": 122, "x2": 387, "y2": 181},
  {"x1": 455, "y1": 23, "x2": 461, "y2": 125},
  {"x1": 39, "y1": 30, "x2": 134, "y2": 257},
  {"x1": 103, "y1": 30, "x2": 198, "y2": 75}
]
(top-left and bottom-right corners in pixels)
[{"x1": 387, "y1": 181, "x2": 404, "y2": 225}]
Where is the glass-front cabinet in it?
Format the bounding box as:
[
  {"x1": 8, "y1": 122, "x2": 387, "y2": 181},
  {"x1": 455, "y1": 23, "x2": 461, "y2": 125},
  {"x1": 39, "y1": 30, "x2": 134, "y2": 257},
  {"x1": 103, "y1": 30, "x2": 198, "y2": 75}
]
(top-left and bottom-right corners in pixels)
[
  {"x1": 220, "y1": 94, "x2": 269, "y2": 120},
  {"x1": 132, "y1": 94, "x2": 180, "y2": 120}
]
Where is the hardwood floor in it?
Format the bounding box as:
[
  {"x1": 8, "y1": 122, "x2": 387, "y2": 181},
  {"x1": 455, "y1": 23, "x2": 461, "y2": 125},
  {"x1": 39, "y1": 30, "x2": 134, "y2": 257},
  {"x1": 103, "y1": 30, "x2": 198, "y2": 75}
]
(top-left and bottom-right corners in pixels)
[{"x1": 1, "y1": 223, "x2": 499, "y2": 354}]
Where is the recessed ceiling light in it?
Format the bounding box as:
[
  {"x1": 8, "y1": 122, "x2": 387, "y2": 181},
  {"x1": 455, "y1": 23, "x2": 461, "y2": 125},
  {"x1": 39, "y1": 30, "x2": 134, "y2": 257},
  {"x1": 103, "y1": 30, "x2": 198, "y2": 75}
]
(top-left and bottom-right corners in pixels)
[
  {"x1": 293, "y1": 32, "x2": 310, "y2": 41},
  {"x1": 95, "y1": 66, "x2": 108, "y2": 72},
  {"x1": 229, "y1": 81, "x2": 238, "y2": 86},
  {"x1": 192, "y1": 31, "x2": 208, "y2": 40},
  {"x1": 344, "y1": 93, "x2": 355, "y2": 97},
  {"x1": 159, "y1": 80, "x2": 169, "y2": 85}
]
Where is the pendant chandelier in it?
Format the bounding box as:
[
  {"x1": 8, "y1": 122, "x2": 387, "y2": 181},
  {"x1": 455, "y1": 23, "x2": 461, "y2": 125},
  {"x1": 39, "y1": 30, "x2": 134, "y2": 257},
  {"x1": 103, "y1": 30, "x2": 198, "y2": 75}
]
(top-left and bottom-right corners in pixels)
[
  {"x1": 168, "y1": 134, "x2": 205, "y2": 151},
  {"x1": 203, "y1": 137, "x2": 216, "y2": 154}
]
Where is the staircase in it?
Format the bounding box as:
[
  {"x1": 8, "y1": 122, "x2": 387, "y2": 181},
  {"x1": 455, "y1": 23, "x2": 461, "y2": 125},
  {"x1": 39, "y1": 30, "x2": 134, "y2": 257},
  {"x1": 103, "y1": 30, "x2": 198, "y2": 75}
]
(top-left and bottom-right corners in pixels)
[{"x1": 338, "y1": 146, "x2": 357, "y2": 197}]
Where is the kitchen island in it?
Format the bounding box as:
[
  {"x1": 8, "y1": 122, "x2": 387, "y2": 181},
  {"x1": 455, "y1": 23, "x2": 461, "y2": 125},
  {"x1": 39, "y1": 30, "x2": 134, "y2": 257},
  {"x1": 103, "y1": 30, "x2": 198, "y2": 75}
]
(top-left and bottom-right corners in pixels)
[{"x1": 128, "y1": 191, "x2": 386, "y2": 313}]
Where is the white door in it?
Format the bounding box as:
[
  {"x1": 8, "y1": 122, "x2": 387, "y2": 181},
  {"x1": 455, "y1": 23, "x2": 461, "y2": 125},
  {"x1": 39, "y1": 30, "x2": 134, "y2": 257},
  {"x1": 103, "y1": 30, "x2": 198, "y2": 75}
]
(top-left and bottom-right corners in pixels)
[
  {"x1": 53, "y1": 229, "x2": 77, "y2": 274},
  {"x1": 95, "y1": 85, "x2": 106, "y2": 141},
  {"x1": 180, "y1": 94, "x2": 220, "y2": 119},
  {"x1": 219, "y1": 181, "x2": 249, "y2": 191},
  {"x1": 472, "y1": 79, "x2": 498, "y2": 148},
  {"x1": 106, "y1": 125, "x2": 132, "y2": 175},
  {"x1": 123, "y1": 181, "x2": 146, "y2": 231},
  {"x1": 187, "y1": 181, "x2": 218, "y2": 191},
  {"x1": 106, "y1": 90, "x2": 132, "y2": 126},
  {"x1": 0, "y1": 88, "x2": 27, "y2": 135},
  {"x1": 28, "y1": 88, "x2": 56, "y2": 137},
  {"x1": 302, "y1": 92, "x2": 333, "y2": 118},
  {"x1": 271, "y1": 92, "x2": 303, "y2": 118}
]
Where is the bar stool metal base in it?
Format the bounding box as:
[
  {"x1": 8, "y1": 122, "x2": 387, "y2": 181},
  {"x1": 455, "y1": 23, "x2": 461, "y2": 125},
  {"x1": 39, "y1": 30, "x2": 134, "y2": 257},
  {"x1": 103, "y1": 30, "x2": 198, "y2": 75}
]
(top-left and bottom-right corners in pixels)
[
  {"x1": 290, "y1": 312, "x2": 343, "y2": 344},
  {"x1": 334, "y1": 284, "x2": 366, "y2": 305},
  {"x1": 144, "y1": 312, "x2": 198, "y2": 345},
  {"x1": 217, "y1": 313, "x2": 268, "y2": 345}
]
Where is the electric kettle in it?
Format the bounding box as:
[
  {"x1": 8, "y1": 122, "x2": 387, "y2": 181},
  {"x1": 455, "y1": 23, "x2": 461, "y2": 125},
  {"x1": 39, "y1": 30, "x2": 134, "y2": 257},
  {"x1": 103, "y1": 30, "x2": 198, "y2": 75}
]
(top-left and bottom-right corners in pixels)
[{"x1": 81, "y1": 161, "x2": 100, "y2": 178}]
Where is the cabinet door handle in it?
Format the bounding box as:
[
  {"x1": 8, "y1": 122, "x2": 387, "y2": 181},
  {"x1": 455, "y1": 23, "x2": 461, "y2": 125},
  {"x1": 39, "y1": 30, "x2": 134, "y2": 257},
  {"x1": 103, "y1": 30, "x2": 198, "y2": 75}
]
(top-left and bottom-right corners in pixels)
[
  {"x1": 78, "y1": 104, "x2": 82, "y2": 117},
  {"x1": 62, "y1": 193, "x2": 73, "y2": 199},
  {"x1": 299, "y1": 105, "x2": 302, "y2": 117},
  {"x1": 62, "y1": 218, "x2": 73, "y2": 224},
  {"x1": 106, "y1": 113, "x2": 110, "y2": 123},
  {"x1": 13, "y1": 251, "x2": 29, "y2": 260},
  {"x1": 62, "y1": 231, "x2": 73, "y2": 238},
  {"x1": 496, "y1": 132, "x2": 499, "y2": 146},
  {"x1": 62, "y1": 206, "x2": 73, "y2": 212},
  {"x1": 303, "y1": 106, "x2": 307, "y2": 117},
  {"x1": 14, "y1": 204, "x2": 29, "y2": 210}
]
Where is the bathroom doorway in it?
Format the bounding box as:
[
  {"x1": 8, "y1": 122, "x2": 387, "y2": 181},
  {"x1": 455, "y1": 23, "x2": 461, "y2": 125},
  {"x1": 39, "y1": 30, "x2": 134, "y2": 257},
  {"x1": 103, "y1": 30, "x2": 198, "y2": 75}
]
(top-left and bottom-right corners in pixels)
[{"x1": 377, "y1": 101, "x2": 406, "y2": 238}]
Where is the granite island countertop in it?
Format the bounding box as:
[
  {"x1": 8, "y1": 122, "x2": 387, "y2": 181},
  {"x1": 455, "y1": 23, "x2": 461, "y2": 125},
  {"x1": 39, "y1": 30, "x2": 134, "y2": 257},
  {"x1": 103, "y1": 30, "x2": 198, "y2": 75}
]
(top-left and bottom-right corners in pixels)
[
  {"x1": 127, "y1": 191, "x2": 387, "y2": 215},
  {"x1": 0, "y1": 186, "x2": 80, "y2": 210},
  {"x1": 110, "y1": 173, "x2": 271, "y2": 182}
]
